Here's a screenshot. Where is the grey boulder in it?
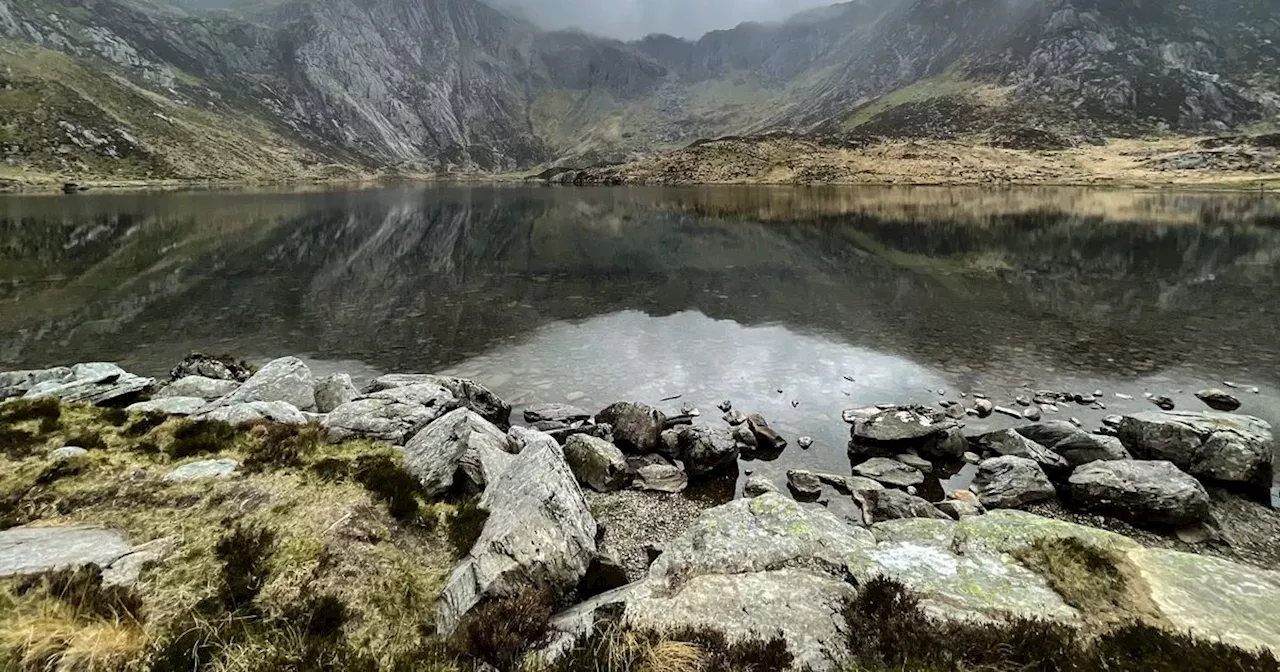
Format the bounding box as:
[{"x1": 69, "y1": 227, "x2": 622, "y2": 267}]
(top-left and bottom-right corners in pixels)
[
  {"x1": 0, "y1": 367, "x2": 74, "y2": 395},
  {"x1": 1015, "y1": 421, "x2": 1085, "y2": 448},
  {"x1": 596, "y1": 402, "x2": 667, "y2": 454},
  {"x1": 1049, "y1": 433, "x2": 1131, "y2": 468},
  {"x1": 369, "y1": 374, "x2": 510, "y2": 426},
  {"x1": 156, "y1": 376, "x2": 241, "y2": 401},
  {"x1": 858, "y1": 489, "x2": 950, "y2": 524},
  {"x1": 325, "y1": 382, "x2": 458, "y2": 444},
  {"x1": 436, "y1": 434, "x2": 596, "y2": 635},
  {"x1": 633, "y1": 464, "x2": 689, "y2": 493},
  {"x1": 314, "y1": 373, "x2": 360, "y2": 413},
  {"x1": 404, "y1": 408, "x2": 515, "y2": 497},
  {"x1": 564, "y1": 434, "x2": 629, "y2": 492},
  {"x1": 675, "y1": 425, "x2": 739, "y2": 477},
  {"x1": 1068, "y1": 460, "x2": 1210, "y2": 527},
  {"x1": 1196, "y1": 389, "x2": 1242, "y2": 412},
  {"x1": 976, "y1": 429, "x2": 1069, "y2": 475},
  {"x1": 211, "y1": 356, "x2": 316, "y2": 411},
  {"x1": 1118, "y1": 411, "x2": 1274, "y2": 485},
  {"x1": 786, "y1": 470, "x2": 824, "y2": 500},
  {"x1": 971, "y1": 456, "x2": 1056, "y2": 509},
  {"x1": 745, "y1": 413, "x2": 787, "y2": 452}
]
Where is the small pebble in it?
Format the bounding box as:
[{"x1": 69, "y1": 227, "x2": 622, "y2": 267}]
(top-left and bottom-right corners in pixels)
[
  {"x1": 907, "y1": 486, "x2": 918, "y2": 496},
  {"x1": 1115, "y1": 393, "x2": 1133, "y2": 400},
  {"x1": 960, "y1": 392, "x2": 967, "y2": 398},
  {"x1": 1223, "y1": 381, "x2": 1239, "y2": 389},
  {"x1": 798, "y1": 436, "x2": 814, "y2": 449},
  {"x1": 1070, "y1": 417, "x2": 1083, "y2": 427},
  {"x1": 937, "y1": 389, "x2": 946, "y2": 396},
  {"x1": 1251, "y1": 387, "x2": 1260, "y2": 394},
  {"x1": 718, "y1": 400, "x2": 733, "y2": 412},
  {"x1": 1093, "y1": 389, "x2": 1103, "y2": 398}
]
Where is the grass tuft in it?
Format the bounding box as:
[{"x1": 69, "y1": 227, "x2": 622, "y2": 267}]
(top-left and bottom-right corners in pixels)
[
  {"x1": 214, "y1": 524, "x2": 276, "y2": 613},
  {"x1": 0, "y1": 397, "x2": 62, "y2": 425},
  {"x1": 457, "y1": 588, "x2": 553, "y2": 670},
  {"x1": 169, "y1": 419, "x2": 238, "y2": 459},
  {"x1": 242, "y1": 423, "x2": 324, "y2": 473}
]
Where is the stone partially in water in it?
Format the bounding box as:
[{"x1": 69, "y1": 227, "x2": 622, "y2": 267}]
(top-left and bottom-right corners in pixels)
[
  {"x1": 1049, "y1": 432, "x2": 1130, "y2": 468},
  {"x1": 1195, "y1": 388, "x2": 1242, "y2": 412},
  {"x1": 743, "y1": 475, "x2": 779, "y2": 497},
  {"x1": 786, "y1": 470, "x2": 823, "y2": 501},
  {"x1": 971, "y1": 456, "x2": 1055, "y2": 510},
  {"x1": 675, "y1": 425, "x2": 739, "y2": 477},
  {"x1": 596, "y1": 402, "x2": 666, "y2": 454},
  {"x1": 1068, "y1": 460, "x2": 1210, "y2": 527},
  {"x1": 852, "y1": 405, "x2": 953, "y2": 443},
  {"x1": 853, "y1": 457, "x2": 924, "y2": 488},
  {"x1": 1118, "y1": 411, "x2": 1274, "y2": 485},
  {"x1": 745, "y1": 413, "x2": 787, "y2": 452}
]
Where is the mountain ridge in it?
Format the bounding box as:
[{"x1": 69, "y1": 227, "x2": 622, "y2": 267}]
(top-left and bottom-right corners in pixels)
[{"x1": 1, "y1": 0, "x2": 1277, "y2": 186}]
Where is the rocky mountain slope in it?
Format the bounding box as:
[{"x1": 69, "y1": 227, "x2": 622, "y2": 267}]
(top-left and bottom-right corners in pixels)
[{"x1": 1, "y1": 0, "x2": 1277, "y2": 184}]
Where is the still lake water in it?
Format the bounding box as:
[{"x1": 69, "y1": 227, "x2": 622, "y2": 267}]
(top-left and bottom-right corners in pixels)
[{"x1": 2, "y1": 185, "x2": 1279, "y2": 500}]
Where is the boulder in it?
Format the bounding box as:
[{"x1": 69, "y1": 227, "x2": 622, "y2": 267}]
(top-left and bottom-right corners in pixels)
[
  {"x1": 24, "y1": 362, "x2": 153, "y2": 405},
  {"x1": 325, "y1": 394, "x2": 448, "y2": 444},
  {"x1": 524, "y1": 403, "x2": 592, "y2": 424},
  {"x1": 170, "y1": 353, "x2": 251, "y2": 382},
  {"x1": 404, "y1": 408, "x2": 515, "y2": 497},
  {"x1": 314, "y1": 373, "x2": 360, "y2": 413},
  {"x1": 1118, "y1": 411, "x2": 1274, "y2": 485},
  {"x1": 0, "y1": 367, "x2": 74, "y2": 395},
  {"x1": 1195, "y1": 389, "x2": 1241, "y2": 412},
  {"x1": 211, "y1": 356, "x2": 316, "y2": 411},
  {"x1": 1015, "y1": 421, "x2": 1085, "y2": 448},
  {"x1": 126, "y1": 397, "x2": 206, "y2": 416},
  {"x1": 195, "y1": 401, "x2": 306, "y2": 425},
  {"x1": 975, "y1": 429, "x2": 1069, "y2": 475},
  {"x1": 743, "y1": 475, "x2": 779, "y2": 497},
  {"x1": 1049, "y1": 433, "x2": 1130, "y2": 468},
  {"x1": 675, "y1": 425, "x2": 739, "y2": 476},
  {"x1": 368, "y1": 374, "x2": 510, "y2": 427},
  {"x1": 632, "y1": 464, "x2": 688, "y2": 493},
  {"x1": 156, "y1": 376, "x2": 240, "y2": 401},
  {"x1": 1068, "y1": 460, "x2": 1210, "y2": 527},
  {"x1": 596, "y1": 402, "x2": 666, "y2": 454},
  {"x1": 164, "y1": 458, "x2": 240, "y2": 482},
  {"x1": 745, "y1": 413, "x2": 787, "y2": 452},
  {"x1": 973, "y1": 399, "x2": 994, "y2": 418},
  {"x1": 971, "y1": 456, "x2": 1055, "y2": 509},
  {"x1": 436, "y1": 436, "x2": 596, "y2": 635},
  {"x1": 852, "y1": 457, "x2": 924, "y2": 488},
  {"x1": 564, "y1": 434, "x2": 629, "y2": 492},
  {"x1": 786, "y1": 470, "x2": 823, "y2": 500},
  {"x1": 858, "y1": 489, "x2": 949, "y2": 523}
]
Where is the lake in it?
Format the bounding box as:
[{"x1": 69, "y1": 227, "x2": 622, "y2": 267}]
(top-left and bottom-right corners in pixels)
[{"x1": 2, "y1": 185, "x2": 1279, "y2": 500}]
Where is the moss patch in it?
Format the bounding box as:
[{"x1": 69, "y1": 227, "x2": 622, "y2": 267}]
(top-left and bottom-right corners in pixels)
[{"x1": 1014, "y1": 536, "x2": 1165, "y2": 630}]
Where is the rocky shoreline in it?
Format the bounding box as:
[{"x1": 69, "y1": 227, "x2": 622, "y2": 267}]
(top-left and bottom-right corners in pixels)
[{"x1": 2, "y1": 353, "x2": 1279, "y2": 670}]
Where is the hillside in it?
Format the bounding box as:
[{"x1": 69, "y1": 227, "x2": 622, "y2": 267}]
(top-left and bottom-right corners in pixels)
[{"x1": 1, "y1": 0, "x2": 1278, "y2": 187}]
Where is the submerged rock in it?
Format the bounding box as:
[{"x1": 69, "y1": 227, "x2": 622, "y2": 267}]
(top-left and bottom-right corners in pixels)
[
  {"x1": 436, "y1": 433, "x2": 596, "y2": 635},
  {"x1": 1068, "y1": 460, "x2": 1210, "y2": 527},
  {"x1": 971, "y1": 456, "x2": 1055, "y2": 509},
  {"x1": 596, "y1": 402, "x2": 667, "y2": 454},
  {"x1": 1118, "y1": 411, "x2": 1274, "y2": 485}
]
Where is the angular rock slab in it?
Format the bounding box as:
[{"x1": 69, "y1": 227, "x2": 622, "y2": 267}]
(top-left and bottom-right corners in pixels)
[
  {"x1": 1118, "y1": 411, "x2": 1274, "y2": 485},
  {"x1": 210, "y1": 356, "x2": 316, "y2": 411},
  {"x1": 867, "y1": 518, "x2": 1079, "y2": 625},
  {"x1": 195, "y1": 401, "x2": 305, "y2": 425},
  {"x1": 126, "y1": 397, "x2": 207, "y2": 416},
  {"x1": 164, "y1": 458, "x2": 240, "y2": 482},
  {"x1": 975, "y1": 429, "x2": 1068, "y2": 475},
  {"x1": 971, "y1": 456, "x2": 1055, "y2": 509},
  {"x1": 24, "y1": 362, "x2": 153, "y2": 405},
  {"x1": 436, "y1": 432, "x2": 596, "y2": 635},
  {"x1": 524, "y1": 403, "x2": 592, "y2": 424},
  {"x1": 325, "y1": 382, "x2": 457, "y2": 444},
  {"x1": 1049, "y1": 433, "x2": 1130, "y2": 468},
  {"x1": 404, "y1": 408, "x2": 514, "y2": 497},
  {"x1": 0, "y1": 525, "x2": 150, "y2": 585},
  {"x1": 368, "y1": 374, "x2": 510, "y2": 426},
  {"x1": 0, "y1": 367, "x2": 74, "y2": 395},
  {"x1": 156, "y1": 376, "x2": 241, "y2": 401},
  {"x1": 1128, "y1": 547, "x2": 1280, "y2": 656},
  {"x1": 564, "y1": 434, "x2": 629, "y2": 492},
  {"x1": 313, "y1": 373, "x2": 360, "y2": 413}
]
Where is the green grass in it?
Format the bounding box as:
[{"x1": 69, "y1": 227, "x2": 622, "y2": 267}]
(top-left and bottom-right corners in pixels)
[{"x1": 842, "y1": 73, "x2": 980, "y2": 130}]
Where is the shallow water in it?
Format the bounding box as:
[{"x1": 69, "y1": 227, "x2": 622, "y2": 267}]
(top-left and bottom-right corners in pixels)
[{"x1": 2, "y1": 185, "x2": 1278, "y2": 501}]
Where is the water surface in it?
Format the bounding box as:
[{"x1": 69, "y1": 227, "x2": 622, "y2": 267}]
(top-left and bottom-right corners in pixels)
[{"x1": 3, "y1": 185, "x2": 1278, "y2": 498}]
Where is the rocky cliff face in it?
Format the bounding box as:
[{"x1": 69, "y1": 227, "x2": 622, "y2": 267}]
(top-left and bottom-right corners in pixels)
[{"x1": 1, "y1": 0, "x2": 1277, "y2": 179}]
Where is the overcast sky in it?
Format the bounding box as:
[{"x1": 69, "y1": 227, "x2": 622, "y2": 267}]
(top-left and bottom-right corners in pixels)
[{"x1": 492, "y1": 0, "x2": 835, "y2": 40}]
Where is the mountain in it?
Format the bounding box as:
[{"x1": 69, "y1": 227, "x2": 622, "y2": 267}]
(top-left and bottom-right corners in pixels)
[{"x1": 0, "y1": 0, "x2": 1277, "y2": 185}]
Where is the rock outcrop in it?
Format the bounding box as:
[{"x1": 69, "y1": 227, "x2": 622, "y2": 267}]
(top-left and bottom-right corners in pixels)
[
  {"x1": 404, "y1": 408, "x2": 515, "y2": 497},
  {"x1": 209, "y1": 356, "x2": 316, "y2": 412},
  {"x1": 1068, "y1": 460, "x2": 1211, "y2": 527},
  {"x1": 1118, "y1": 411, "x2": 1274, "y2": 485}
]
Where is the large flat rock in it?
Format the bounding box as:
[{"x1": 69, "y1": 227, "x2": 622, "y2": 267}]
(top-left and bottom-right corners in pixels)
[{"x1": 0, "y1": 525, "x2": 155, "y2": 585}]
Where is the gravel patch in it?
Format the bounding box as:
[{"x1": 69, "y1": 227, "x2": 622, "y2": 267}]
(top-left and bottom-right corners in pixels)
[{"x1": 586, "y1": 489, "x2": 717, "y2": 581}]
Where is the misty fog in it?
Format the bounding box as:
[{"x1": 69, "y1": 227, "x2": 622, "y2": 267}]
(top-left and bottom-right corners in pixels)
[{"x1": 489, "y1": 0, "x2": 836, "y2": 40}]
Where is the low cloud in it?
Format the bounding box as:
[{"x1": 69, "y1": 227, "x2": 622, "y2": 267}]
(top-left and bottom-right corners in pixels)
[{"x1": 492, "y1": 0, "x2": 835, "y2": 40}]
